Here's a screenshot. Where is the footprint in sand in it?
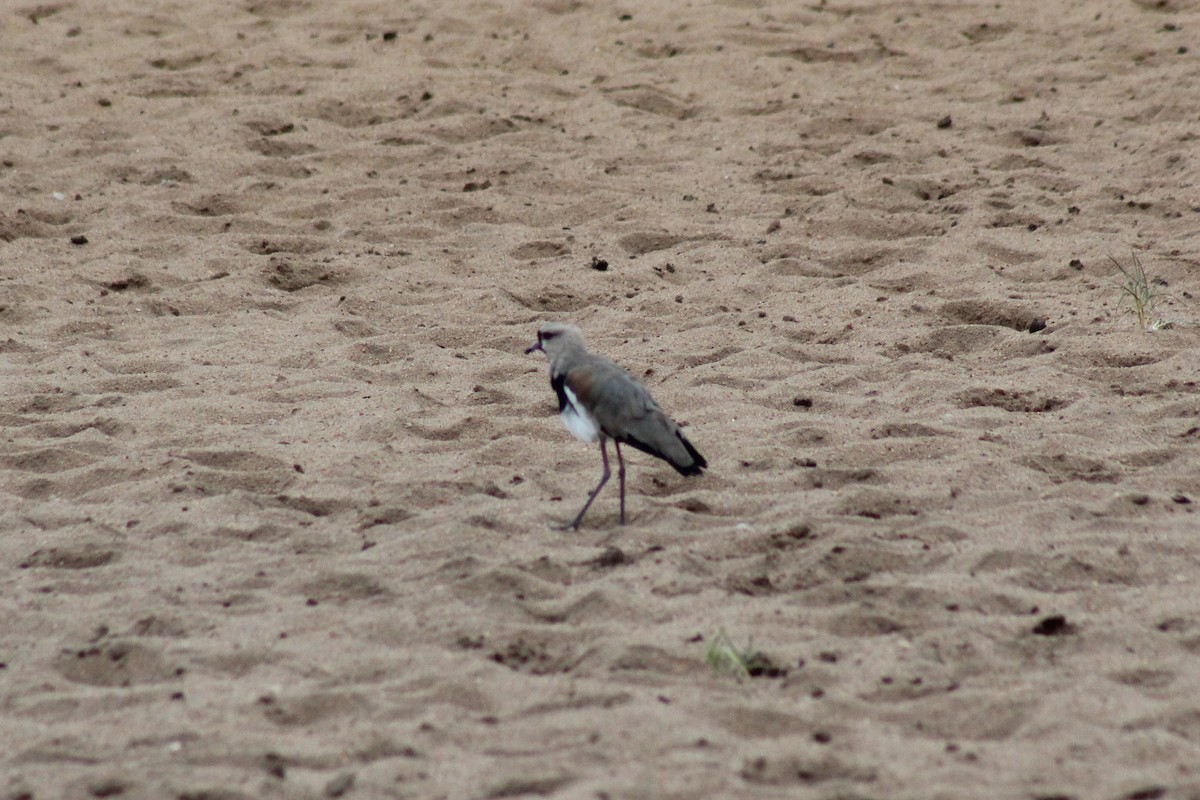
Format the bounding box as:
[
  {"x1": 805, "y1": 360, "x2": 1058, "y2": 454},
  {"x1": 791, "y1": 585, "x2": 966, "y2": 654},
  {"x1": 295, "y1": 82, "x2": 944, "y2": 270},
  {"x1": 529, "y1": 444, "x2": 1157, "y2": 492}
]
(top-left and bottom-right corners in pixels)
[{"x1": 56, "y1": 642, "x2": 180, "y2": 687}]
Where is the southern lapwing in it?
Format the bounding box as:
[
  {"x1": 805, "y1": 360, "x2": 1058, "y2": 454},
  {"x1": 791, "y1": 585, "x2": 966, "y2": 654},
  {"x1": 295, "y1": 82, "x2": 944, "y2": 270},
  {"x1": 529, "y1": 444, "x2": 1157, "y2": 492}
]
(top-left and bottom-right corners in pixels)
[{"x1": 526, "y1": 322, "x2": 707, "y2": 529}]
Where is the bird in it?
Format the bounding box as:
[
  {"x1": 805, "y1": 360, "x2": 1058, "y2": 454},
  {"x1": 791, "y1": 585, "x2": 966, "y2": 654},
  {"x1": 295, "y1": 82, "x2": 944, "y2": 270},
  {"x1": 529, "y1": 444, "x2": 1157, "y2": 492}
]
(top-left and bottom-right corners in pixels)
[{"x1": 525, "y1": 322, "x2": 706, "y2": 529}]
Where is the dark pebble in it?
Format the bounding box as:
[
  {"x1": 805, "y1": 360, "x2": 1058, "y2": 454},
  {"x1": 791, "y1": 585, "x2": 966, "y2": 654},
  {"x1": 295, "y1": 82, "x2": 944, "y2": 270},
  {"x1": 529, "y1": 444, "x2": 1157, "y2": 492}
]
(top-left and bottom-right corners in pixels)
[
  {"x1": 1032, "y1": 614, "x2": 1071, "y2": 636},
  {"x1": 594, "y1": 546, "x2": 627, "y2": 568}
]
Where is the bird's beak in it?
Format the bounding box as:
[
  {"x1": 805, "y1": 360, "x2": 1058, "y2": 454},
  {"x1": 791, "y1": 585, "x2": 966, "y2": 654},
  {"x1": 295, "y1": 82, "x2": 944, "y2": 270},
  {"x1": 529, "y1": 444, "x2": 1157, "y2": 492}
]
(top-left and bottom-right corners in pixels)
[{"x1": 525, "y1": 339, "x2": 543, "y2": 355}]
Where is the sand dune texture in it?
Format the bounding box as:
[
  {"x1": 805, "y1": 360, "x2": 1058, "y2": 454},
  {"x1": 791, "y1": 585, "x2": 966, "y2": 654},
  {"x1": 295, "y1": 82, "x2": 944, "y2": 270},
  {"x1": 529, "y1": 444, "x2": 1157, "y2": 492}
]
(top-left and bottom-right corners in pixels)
[{"x1": 3, "y1": 1, "x2": 1200, "y2": 798}]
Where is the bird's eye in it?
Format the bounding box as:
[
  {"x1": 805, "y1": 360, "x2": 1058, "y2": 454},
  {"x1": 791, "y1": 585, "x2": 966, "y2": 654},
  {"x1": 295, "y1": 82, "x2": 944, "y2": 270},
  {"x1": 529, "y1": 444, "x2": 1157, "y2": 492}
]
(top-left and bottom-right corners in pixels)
[{"x1": 542, "y1": 331, "x2": 558, "y2": 340}]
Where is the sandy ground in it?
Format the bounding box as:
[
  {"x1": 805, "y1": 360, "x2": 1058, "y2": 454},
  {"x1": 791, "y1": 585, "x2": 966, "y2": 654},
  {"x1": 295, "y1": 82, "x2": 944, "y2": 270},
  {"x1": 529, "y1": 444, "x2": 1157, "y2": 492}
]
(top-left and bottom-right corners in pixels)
[{"x1": 3, "y1": 1, "x2": 1200, "y2": 798}]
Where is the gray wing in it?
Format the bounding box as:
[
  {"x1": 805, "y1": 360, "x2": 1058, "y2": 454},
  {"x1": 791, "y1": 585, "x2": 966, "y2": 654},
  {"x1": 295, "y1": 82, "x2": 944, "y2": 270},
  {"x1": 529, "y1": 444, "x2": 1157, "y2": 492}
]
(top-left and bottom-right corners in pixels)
[{"x1": 565, "y1": 358, "x2": 706, "y2": 475}]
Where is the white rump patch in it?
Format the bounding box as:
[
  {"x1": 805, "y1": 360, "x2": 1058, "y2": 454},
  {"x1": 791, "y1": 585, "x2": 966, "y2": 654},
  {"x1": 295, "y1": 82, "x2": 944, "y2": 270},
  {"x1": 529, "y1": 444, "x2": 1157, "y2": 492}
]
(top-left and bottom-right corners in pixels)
[{"x1": 561, "y1": 385, "x2": 599, "y2": 443}]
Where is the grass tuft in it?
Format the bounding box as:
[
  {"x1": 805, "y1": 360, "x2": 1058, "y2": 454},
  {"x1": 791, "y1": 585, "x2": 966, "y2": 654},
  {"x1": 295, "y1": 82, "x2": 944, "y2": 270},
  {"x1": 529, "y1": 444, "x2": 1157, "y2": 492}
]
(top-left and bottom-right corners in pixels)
[
  {"x1": 1110, "y1": 251, "x2": 1172, "y2": 331},
  {"x1": 705, "y1": 628, "x2": 787, "y2": 680}
]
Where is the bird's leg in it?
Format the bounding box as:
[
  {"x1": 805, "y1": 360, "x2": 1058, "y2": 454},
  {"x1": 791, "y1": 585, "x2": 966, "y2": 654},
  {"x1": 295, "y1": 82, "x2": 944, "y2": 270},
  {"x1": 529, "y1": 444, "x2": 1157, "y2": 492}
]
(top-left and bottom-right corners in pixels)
[
  {"x1": 560, "y1": 439, "x2": 611, "y2": 530},
  {"x1": 615, "y1": 442, "x2": 627, "y2": 525}
]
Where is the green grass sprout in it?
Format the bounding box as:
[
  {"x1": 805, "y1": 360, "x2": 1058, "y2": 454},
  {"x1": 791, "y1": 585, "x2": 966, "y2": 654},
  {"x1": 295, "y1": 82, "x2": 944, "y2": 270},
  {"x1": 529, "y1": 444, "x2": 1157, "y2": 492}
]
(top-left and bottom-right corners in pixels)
[
  {"x1": 1110, "y1": 251, "x2": 1172, "y2": 331},
  {"x1": 705, "y1": 628, "x2": 786, "y2": 680}
]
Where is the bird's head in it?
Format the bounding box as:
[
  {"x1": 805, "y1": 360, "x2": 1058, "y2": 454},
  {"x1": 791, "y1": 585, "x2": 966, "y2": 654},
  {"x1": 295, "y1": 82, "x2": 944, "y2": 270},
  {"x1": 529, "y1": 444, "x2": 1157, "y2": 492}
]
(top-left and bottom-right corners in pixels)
[{"x1": 525, "y1": 322, "x2": 585, "y2": 357}]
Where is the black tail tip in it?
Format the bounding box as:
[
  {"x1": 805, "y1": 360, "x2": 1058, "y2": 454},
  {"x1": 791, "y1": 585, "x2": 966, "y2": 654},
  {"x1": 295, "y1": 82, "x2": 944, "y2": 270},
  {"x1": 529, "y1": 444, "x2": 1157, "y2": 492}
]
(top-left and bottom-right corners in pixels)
[{"x1": 677, "y1": 434, "x2": 707, "y2": 476}]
